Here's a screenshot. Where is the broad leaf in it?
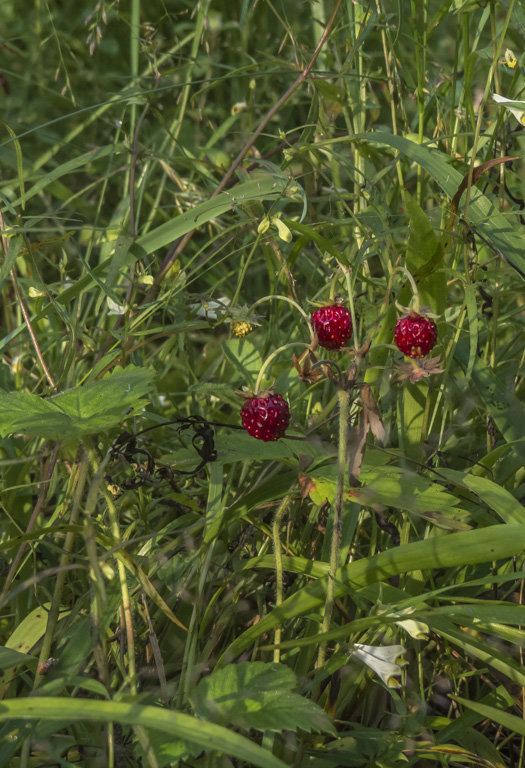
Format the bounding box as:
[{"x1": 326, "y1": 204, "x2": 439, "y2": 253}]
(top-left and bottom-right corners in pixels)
[
  {"x1": 436, "y1": 468, "x2": 525, "y2": 524},
  {"x1": 0, "y1": 366, "x2": 154, "y2": 441},
  {"x1": 306, "y1": 462, "x2": 471, "y2": 530},
  {"x1": 191, "y1": 662, "x2": 335, "y2": 735},
  {"x1": 0, "y1": 647, "x2": 34, "y2": 670}
]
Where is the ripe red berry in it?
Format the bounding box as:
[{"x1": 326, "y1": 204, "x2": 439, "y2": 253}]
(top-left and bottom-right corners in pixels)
[
  {"x1": 311, "y1": 305, "x2": 352, "y2": 349},
  {"x1": 394, "y1": 313, "x2": 437, "y2": 359},
  {"x1": 240, "y1": 392, "x2": 290, "y2": 442}
]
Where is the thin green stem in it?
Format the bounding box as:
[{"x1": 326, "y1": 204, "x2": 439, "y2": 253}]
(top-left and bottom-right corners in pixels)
[
  {"x1": 87, "y1": 446, "x2": 138, "y2": 693},
  {"x1": 410, "y1": 0, "x2": 426, "y2": 203},
  {"x1": 231, "y1": 235, "x2": 262, "y2": 306},
  {"x1": 129, "y1": 0, "x2": 140, "y2": 137},
  {"x1": 250, "y1": 294, "x2": 314, "y2": 343},
  {"x1": 317, "y1": 387, "x2": 350, "y2": 669},
  {"x1": 35, "y1": 459, "x2": 88, "y2": 681},
  {"x1": 20, "y1": 454, "x2": 88, "y2": 768},
  {"x1": 272, "y1": 492, "x2": 295, "y2": 663},
  {"x1": 254, "y1": 342, "x2": 311, "y2": 393}
]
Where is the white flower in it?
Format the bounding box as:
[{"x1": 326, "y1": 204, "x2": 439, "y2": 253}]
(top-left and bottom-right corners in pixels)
[
  {"x1": 492, "y1": 94, "x2": 525, "y2": 126},
  {"x1": 351, "y1": 643, "x2": 407, "y2": 688},
  {"x1": 384, "y1": 605, "x2": 429, "y2": 639}
]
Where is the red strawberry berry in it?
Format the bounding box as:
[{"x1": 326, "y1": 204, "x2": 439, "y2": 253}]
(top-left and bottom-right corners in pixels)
[
  {"x1": 311, "y1": 305, "x2": 352, "y2": 349},
  {"x1": 240, "y1": 392, "x2": 290, "y2": 442},
  {"x1": 394, "y1": 313, "x2": 437, "y2": 359}
]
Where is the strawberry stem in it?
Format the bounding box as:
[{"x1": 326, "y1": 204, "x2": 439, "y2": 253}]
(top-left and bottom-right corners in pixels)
[
  {"x1": 254, "y1": 342, "x2": 310, "y2": 392},
  {"x1": 250, "y1": 294, "x2": 315, "y2": 345},
  {"x1": 395, "y1": 266, "x2": 421, "y2": 313}
]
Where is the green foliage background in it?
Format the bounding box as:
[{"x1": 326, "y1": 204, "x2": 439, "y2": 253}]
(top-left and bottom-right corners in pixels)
[{"x1": 0, "y1": 0, "x2": 524, "y2": 766}]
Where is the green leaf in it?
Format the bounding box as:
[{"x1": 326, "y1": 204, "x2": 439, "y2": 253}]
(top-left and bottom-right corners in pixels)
[
  {"x1": 0, "y1": 236, "x2": 23, "y2": 293},
  {"x1": 404, "y1": 192, "x2": 446, "y2": 314},
  {"x1": 137, "y1": 732, "x2": 202, "y2": 768},
  {"x1": 132, "y1": 173, "x2": 290, "y2": 257},
  {"x1": 215, "y1": 431, "x2": 294, "y2": 463},
  {"x1": 0, "y1": 647, "x2": 34, "y2": 670},
  {"x1": 399, "y1": 382, "x2": 427, "y2": 463},
  {"x1": 306, "y1": 463, "x2": 471, "y2": 530},
  {"x1": 11, "y1": 144, "x2": 125, "y2": 207},
  {"x1": 0, "y1": 605, "x2": 69, "y2": 697},
  {"x1": 0, "y1": 697, "x2": 289, "y2": 768},
  {"x1": 431, "y1": 618, "x2": 525, "y2": 686},
  {"x1": 436, "y1": 468, "x2": 525, "y2": 524},
  {"x1": 222, "y1": 338, "x2": 263, "y2": 385},
  {"x1": 452, "y1": 695, "x2": 525, "y2": 737},
  {"x1": 0, "y1": 366, "x2": 154, "y2": 441},
  {"x1": 436, "y1": 685, "x2": 513, "y2": 744},
  {"x1": 309, "y1": 727, "x2": 406, "y2": 768},
  {"x1": 453, "y1": 338, "x2": 525, "y2": 459},
  {"x1": 190, "y1": 662, "x2": 335, "y2": 734}
]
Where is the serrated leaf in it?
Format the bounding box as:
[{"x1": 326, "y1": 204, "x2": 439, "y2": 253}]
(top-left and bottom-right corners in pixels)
[
  {"x1": 190, "y1": 662, "x2": 335, "y2": 735},
  {"x1": 0, "y1": 366, "x2": 154, "y2": 441}
]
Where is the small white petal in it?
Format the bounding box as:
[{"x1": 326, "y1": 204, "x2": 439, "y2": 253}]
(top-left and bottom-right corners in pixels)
[
  {"x1": 493, "y1": 93, "x2": 525, "y2": 125},
  {"x1": 395, "y1": 618, "x2": 429, "y2": 639},
  {"x1": 351, "y1": 643, "x2": 407, "y2": 688},
  {"x1": 106, "y1": 297, "x2": 128, "y2": 315}
]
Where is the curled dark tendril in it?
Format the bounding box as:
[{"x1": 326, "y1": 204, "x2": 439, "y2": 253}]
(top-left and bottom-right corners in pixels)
[{"x1": 107, "y1": 415, "x2": 228, "y2": 493}]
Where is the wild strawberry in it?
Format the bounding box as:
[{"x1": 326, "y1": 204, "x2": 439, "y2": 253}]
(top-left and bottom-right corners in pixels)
[
  {"x1": 231, "y1": 320, "x2": 254, "y2": 338},
  {"x1": 311, "y1": 305, "x2": 352, "y2": 349},
  {"x1": 240, "y1": 392, "x2": 290, "y2": 442},
  {"x1": 394, "y1": 313, "x2": 437, "y2": 359}
]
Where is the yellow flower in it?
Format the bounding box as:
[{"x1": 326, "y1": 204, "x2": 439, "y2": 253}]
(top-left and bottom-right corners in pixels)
[{"x1": 231, "y1": 320, "x2": 254, "y2": 338}]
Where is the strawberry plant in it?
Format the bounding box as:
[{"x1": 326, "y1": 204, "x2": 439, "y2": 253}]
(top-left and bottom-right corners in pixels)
[{"x1": 0, "y1": 1, "x2": 524, "y2": 767}]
